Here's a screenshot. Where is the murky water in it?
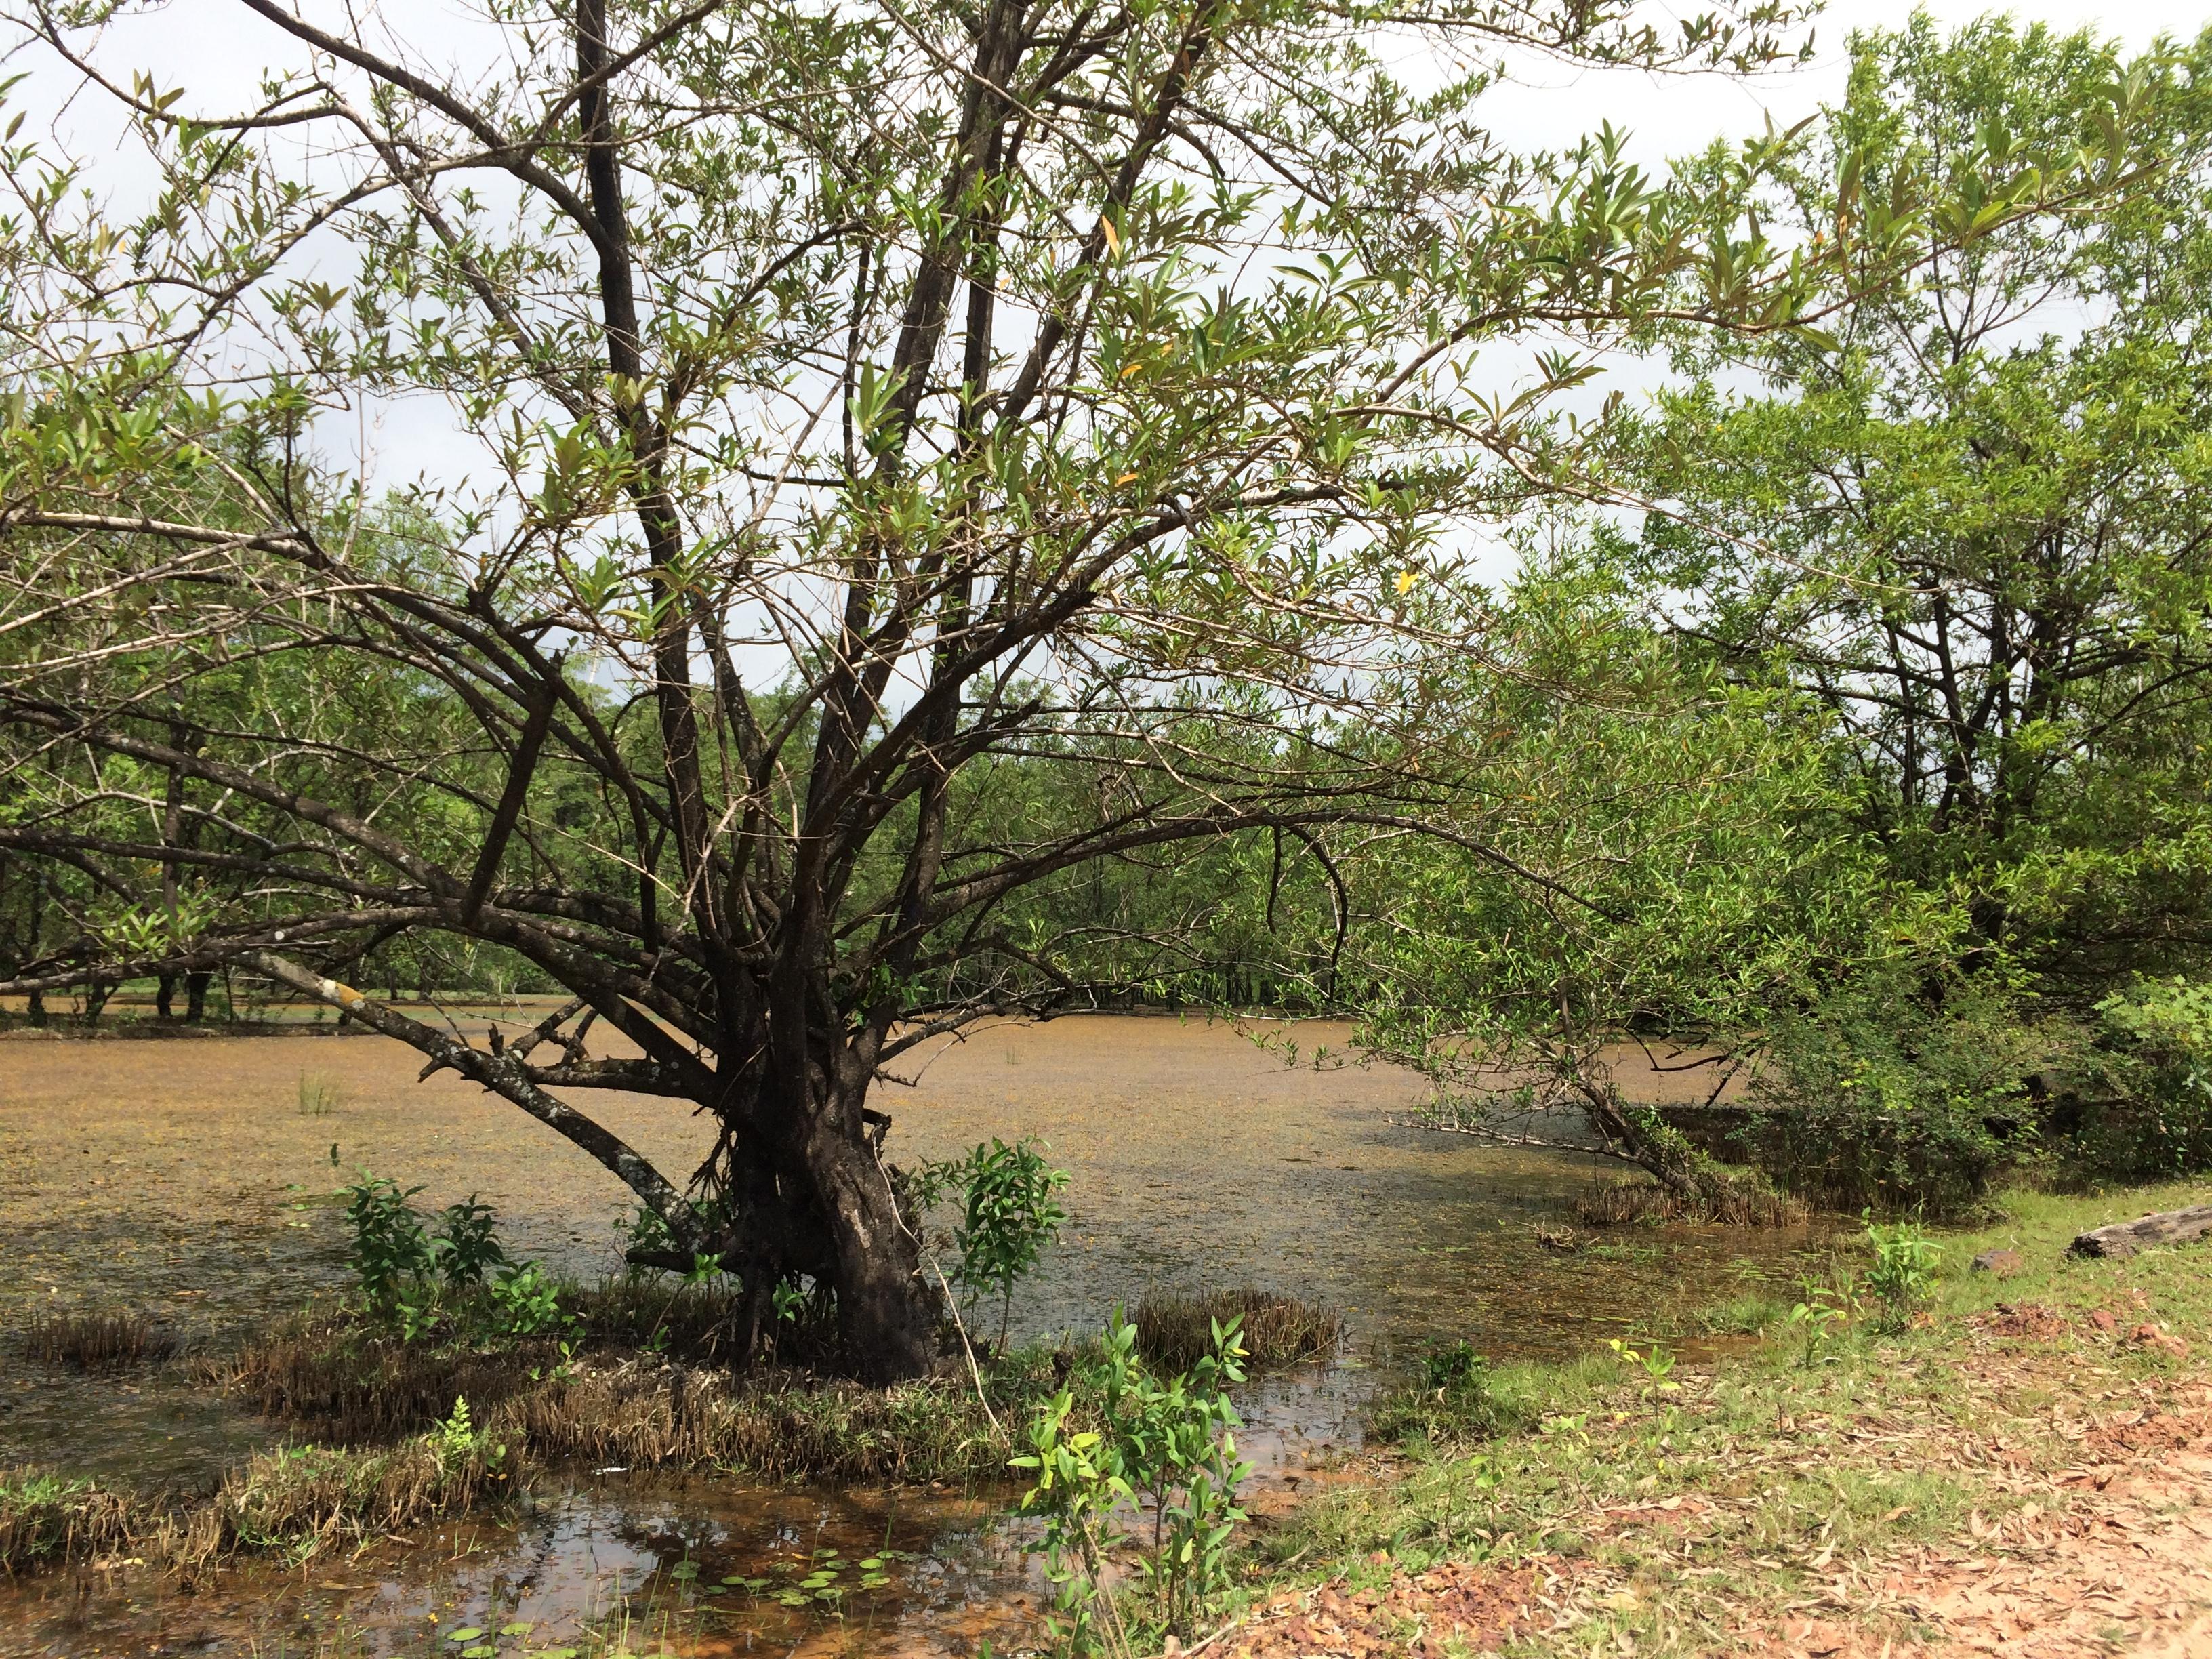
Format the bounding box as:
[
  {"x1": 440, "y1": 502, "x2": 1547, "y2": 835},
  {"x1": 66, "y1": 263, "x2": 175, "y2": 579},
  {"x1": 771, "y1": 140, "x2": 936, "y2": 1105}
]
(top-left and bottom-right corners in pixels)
[{"x1": 0, "y1": 1015, "x2": 1816, "y2": 1656}]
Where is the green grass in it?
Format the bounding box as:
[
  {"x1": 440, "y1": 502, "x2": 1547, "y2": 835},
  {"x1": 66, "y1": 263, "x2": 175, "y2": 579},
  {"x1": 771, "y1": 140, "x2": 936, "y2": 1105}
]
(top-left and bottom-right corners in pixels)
[{"x1": 1247, "y1": 1178, "x2": 2212, "y2": 1656}]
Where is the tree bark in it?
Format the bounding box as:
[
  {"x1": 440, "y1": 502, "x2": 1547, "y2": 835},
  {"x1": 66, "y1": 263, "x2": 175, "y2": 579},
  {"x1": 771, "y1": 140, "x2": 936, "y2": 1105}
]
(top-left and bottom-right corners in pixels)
[
  {"x1": 2069, "y1": 1206, "x2": 2212, "y2": 1260},
  {"x1": 812, "y1": 1127, "x2": 937, "y2": 1381}
]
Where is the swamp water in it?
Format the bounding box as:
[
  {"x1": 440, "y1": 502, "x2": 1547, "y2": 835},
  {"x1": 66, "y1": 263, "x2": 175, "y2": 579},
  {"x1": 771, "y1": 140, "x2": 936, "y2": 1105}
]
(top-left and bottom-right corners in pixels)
[{"x1": 0, "y1": 1016, "x2": 1821, "y2": 1656}]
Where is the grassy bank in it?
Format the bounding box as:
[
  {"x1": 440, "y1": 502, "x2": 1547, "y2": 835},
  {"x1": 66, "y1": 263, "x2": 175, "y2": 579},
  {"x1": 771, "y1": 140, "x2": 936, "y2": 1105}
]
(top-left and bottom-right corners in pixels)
[{"x1": 1226, "y1": 1179, "x2": 2212, "y2": 1657}]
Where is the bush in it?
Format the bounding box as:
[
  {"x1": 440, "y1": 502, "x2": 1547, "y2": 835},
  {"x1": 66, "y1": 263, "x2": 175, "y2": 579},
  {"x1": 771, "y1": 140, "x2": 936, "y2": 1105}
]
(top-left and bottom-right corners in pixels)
[
  {"x1": 2062, "y1": 978, "x2": 2212, "y2": 1177},
  {"x1": 908, "y1": 1137, "x2": 1069, "y2": 1349},
  {"x1": 1862, "y1": 1218, "x2": 1941, "y2": 1332},
  {"x1": 1744, "y1": 989, "x2": 2048, "y2": 1214},
  {"x1": 340, "y1": 1170, "x2": 567, "y2": 1345}
]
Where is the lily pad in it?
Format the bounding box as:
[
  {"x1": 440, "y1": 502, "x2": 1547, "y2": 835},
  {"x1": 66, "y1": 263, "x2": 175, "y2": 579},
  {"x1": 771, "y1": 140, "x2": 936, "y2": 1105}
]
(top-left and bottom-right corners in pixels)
[
  {"x1": 668, "y1": 1561, "x2": 699, "y2": 1581},
  {"x1": 499, "y1": 1625, "x2": 533, "y2": 1637},
  {"x1": 461, "y1": 1647, "x2": 498, "y2": 1658},
  {"x1": 858, "y1": 1557, "x2": 883, "y2": 1570},
  {"x1": 445, "y1": 1631, "x2": 484, "y2": 1645}
]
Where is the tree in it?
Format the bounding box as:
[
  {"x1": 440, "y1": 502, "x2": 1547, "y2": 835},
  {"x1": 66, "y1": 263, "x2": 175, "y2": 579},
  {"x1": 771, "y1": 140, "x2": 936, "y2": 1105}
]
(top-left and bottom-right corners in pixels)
[
  {"x1": 1346, "y1": 548, "x2": 1927, "y2": 1204},
  {"x1": 0, "y1": 1, "x2": 2123, "y2": 1376},
  {"x1": 1637, "y1": 17, "x2": 2212, "y2": 991}
]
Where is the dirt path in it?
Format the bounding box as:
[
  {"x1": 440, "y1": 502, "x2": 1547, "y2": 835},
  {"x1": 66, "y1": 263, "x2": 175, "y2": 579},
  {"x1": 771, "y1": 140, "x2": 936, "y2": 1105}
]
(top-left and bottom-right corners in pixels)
[{"x1": 1817, "y1": 1385, "x2": 2212, "y2": 1657}]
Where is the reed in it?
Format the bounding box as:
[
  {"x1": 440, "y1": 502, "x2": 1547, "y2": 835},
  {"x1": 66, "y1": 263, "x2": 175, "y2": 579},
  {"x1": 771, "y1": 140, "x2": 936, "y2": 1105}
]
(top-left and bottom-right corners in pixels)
[
  {"x1": 1128, "y1": 1288, "x2": 1342, "y2": 1372},
  {"x1": 1572, "y1": 1176, "x2": 1807, "y2": 1228},
  {"x1": 20, "y1": 1310, "x2": 176, "y2": 1371}
]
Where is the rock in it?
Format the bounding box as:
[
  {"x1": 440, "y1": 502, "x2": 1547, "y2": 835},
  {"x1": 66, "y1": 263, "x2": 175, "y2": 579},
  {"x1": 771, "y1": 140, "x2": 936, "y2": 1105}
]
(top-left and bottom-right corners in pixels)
[
  {"x1": 2131, "y1": 1322, "x2": 2189, "y2": 1357},
  {"x1": 2068, "y1": 1204, "x2": 2212, "y2": 1260},
  {"x1": 2089, "y1": 1308, "x2": 2119, "y2": 1334},
  {"x1": 1971, "y1": 1248, "x2": 2025, "y2": 1276}
]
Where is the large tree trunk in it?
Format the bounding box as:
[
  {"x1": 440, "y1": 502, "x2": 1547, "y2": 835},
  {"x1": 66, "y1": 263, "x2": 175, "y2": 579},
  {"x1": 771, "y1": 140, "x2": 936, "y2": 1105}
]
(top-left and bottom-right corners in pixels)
[{"x1": 812, "y1": 1127, "x2": 938, "y2": 1382}]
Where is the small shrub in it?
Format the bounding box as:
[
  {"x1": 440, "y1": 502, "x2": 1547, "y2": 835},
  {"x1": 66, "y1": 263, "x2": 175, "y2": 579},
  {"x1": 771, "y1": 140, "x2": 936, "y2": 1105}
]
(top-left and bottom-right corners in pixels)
[
  {"x1": 341, "y1": 1174, "x2": 433, "y2": 1310},
  {"x1": 910, "y1": 1137, "x2": 1069, "y2": 1349},
  {"x1": 340, "y1": 1168, "x2": 563, "y2": 1345},
  {"x1": 1015, "y1": 1309, "x2": 1252, "y2": 1652},
  {"x1": 433, "y1": 1197, "x2": 508, "y2": 1286},
  {"x1": 1130, "y1": 1288, "x2": 1340, "y2": 1372},
  {"x1": 1863, "y1": 1218, "x2": 1941, "y2": 1332},
  {"x1": 22, "y1": 1310, "x2": 176, "y2": 1370},
  {"x1": 486, "y1": 1263, "x2": 567, "y2": 1336}
]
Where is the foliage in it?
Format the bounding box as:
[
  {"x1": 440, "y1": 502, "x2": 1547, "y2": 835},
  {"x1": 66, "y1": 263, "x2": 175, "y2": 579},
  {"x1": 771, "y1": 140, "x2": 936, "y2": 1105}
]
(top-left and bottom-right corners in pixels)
[
  {"x1": 340, "y1": 1171, "x2": 567, "y2": 1343},
  {"x1": 1015, "y1": 1309, "x2": 1252, "y2": 1653},
  {"x1": 0, "y1": 0, "x2": 2144, "y2": 1375},
  {"x1": 1862, "y1": 1218, "x2": 1941, "y2": 1332},
  {"x1": 1639, "y1": 18, "x2": 2212, "y2": 989},
  {"x1": 1745, "y1": 983, "x2": 2051, "y2": 1213},
  {"x1": 911, "y1": 1139, "x2": 1070, "y2": 1349},
  {"x1": 340, "y1": 1175, "x2": 434, "y2": 1313},
  {"x1": 2060, "y1": 979, "x2": 2212, "y2": 1176},
  {"x1": 433, "y1": 1198, "x2": 509, "y2": 1288},
  {"x1": 1348, "y1": 557, "x2": 1923, "y2": 1197},
  {"x1": 427, "y1": 1396, "x2": 507, "y2": 1479}
]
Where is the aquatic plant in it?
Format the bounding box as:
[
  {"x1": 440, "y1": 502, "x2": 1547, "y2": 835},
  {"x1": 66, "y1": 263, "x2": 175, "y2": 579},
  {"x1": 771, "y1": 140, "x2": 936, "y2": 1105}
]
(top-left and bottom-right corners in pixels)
[
  {"x1": 1130, "y1": 1288, "x2": 1340, "y2": 1373},
  {"x1": 20, "y1": 1309, "x2": 176, "y2": 1371},
  {"x1": 225, "y1": 1299, "x2": 1089, "y2": 1484},
  {"x1": 295, "y1": 1071, "x2": 342, "y2": 1117},
  {"x1": 0, "y1": 1470, "x2": 134, "y2": 1570},
  {"x1": 1572, "y1": 1174, "x2": 1807, "y2": 1229},
  {"x1": 0, "y1": 1410, "x2": 510, "y2": 1576}
]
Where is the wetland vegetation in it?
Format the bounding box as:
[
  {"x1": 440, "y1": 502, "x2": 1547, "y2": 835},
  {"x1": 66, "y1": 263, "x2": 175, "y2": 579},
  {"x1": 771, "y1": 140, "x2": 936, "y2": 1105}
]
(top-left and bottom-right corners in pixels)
[{"x1": 6, "y1": 0, "x2": 2212, "y2": 1654}]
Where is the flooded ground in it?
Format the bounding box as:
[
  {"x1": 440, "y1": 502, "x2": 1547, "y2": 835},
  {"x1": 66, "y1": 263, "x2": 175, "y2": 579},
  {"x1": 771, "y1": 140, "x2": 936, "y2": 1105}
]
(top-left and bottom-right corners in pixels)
[{"x1": 0, "y1": 1013, "x2": 1816, "y2": 1656}]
